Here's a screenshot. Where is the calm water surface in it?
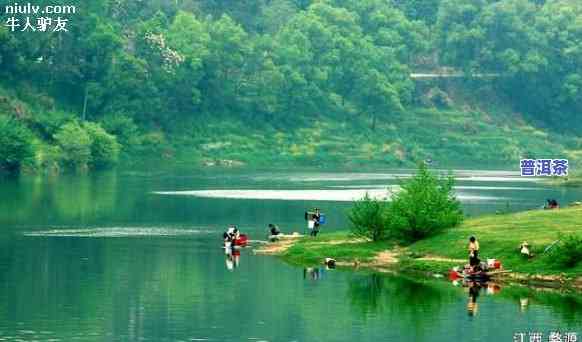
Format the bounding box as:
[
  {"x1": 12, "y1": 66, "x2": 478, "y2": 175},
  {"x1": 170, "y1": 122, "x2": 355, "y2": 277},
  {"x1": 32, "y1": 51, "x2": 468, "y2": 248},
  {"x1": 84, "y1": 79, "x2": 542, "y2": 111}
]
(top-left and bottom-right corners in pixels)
[{"x1": 0, "y1": 169, "x2": 580, "y2": 341}]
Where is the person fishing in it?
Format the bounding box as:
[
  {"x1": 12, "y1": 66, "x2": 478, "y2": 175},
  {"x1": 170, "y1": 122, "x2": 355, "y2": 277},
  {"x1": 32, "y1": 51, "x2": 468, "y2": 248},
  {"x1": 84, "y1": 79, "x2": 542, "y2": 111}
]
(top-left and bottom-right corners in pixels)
[
  {"x1": 224, "y1": 225, "x2": 239, "y2": 248},
  {"x1": 269, "y1": 223, "x2": 281, "y2": 236},
  {"x1": 268, "y1": 223, "x2": 281, "y2": 241},
  {"x1": 468, "y1": 236, "x2": 480, "y2": 269},
  {"x1": 545, "y1": 199, "x2": 559, "y2": 209}
]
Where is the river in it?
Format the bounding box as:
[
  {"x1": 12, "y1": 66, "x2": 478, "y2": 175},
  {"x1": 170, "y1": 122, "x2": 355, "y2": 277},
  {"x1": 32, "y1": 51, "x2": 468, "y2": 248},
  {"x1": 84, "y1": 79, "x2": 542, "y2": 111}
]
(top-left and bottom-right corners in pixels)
[{"x1": 0, "y1": 168, "x2": 580, "y2": 341}]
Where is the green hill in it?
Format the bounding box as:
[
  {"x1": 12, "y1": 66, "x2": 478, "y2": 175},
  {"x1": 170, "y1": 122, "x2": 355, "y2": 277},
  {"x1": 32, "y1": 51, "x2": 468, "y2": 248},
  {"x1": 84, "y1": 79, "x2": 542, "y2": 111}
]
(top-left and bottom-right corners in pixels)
[
  {"x1": 1, "y1": 80, "x2": 579, "y2": 170},
  {"x1": 1, "y1": 0, "x2": 581, "y2": 172}
]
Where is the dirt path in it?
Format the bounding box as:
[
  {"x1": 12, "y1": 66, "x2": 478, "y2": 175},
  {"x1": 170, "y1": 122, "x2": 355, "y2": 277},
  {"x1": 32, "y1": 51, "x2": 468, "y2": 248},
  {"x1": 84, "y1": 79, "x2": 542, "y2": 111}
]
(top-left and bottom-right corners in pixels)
[
  {"x1": 371, "y1": 250, "x2": 400, "y2": 265},
  {"x1": 253, "y1": 236, "x2": 368, "y2": 256},
  {"x1": 308, "y1": 238, "x2": 369, "y2": 246},
  {"x1": 253, "y1": 235, "x2": 303, "y2": 255}
]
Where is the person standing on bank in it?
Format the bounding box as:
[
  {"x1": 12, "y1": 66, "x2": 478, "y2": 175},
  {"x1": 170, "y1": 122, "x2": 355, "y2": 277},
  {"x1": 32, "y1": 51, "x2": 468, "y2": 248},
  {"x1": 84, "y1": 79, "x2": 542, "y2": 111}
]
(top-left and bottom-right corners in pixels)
[
  {"x1": 311, "y1": 208, "x2": 321, "y2": 237},
  {"x1": 468, "y1": 236, "x2": 480, "y2": 268}
]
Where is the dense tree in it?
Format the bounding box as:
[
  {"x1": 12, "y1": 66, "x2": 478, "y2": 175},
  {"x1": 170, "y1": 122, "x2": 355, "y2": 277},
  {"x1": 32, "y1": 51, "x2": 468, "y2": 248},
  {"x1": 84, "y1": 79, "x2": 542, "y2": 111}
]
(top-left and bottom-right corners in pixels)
[
  {"x1": 83, "y1": 122, "x2": 121, "y2": 168},
  {"x1": 388, "y1": 164, "x2": 463, "y2": 242},
  {"x1": 53, "y1": 121, "x2": 93, "y2": 170},
  {"x1": 1, "y1": 0, "x2": 580, "y2": 172},
  {"x1": 435, "y1": 0, "x2": 582, "y2": 130},
  {"x1": 0, "y1": 116, "x2": 35, "y2": 172},
  {"x1": 392, "y1": 0, "x2": 442, "y2": 25},
  {"x1": 202, "y1": 15, "x2": 251, "y2": 114}
]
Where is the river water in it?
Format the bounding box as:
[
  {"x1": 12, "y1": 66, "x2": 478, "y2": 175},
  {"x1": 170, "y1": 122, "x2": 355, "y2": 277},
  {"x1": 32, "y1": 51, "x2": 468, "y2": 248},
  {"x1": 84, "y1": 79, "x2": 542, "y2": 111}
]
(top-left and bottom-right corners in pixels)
[{"x1": 0, "y1": 168, "x2": 580, "y2": 341}]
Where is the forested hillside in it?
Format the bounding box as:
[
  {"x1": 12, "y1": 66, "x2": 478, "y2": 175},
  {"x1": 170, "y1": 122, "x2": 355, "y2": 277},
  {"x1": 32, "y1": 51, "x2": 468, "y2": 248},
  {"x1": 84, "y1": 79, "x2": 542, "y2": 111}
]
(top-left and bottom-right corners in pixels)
[{"x1": 1, "y1": 0, "x2": 581, "y2": 172}]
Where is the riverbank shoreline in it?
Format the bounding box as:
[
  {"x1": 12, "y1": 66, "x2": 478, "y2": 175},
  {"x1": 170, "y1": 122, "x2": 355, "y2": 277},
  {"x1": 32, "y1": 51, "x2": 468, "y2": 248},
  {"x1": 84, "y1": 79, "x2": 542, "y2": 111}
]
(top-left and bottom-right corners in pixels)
[{"x1": 255, "y1": 207, "x2": 582, "y2": 290}]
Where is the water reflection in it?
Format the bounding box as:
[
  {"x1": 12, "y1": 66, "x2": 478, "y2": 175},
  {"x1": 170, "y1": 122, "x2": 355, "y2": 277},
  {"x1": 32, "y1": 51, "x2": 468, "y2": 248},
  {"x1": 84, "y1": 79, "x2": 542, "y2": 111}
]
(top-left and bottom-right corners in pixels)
[
  {"x1": 0, "y1": 172, "x2": 119, "y2": 226},
  {"x1": 500, "y1": 286, "x2": 582, "y2": 323},
  {"x1": 467, "y1": 282, "x2": 482, "y2": 316},
  {"x1": 452, "y1": 279, "x2": 504, "y2": 317},
  {"x1": 225, "y1": 248, "x2": 241, "y2": 271},
  {"x1": 1, "y1": 170, "x2": 582, "y2": 341},
  {"x1": 3, "y1": 169, "x2": 582, "y2": 231},
  {"x1": 303, "y1": 267, "x2": 326, "y2": 281},
  {"x1": 348, "y1": 273, "x2": 459, "y2": 320}
]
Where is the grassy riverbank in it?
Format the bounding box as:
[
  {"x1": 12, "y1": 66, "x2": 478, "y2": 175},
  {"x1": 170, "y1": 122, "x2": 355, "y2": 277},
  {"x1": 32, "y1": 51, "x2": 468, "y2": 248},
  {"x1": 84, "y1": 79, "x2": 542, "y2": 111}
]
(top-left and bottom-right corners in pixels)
[{"x1": 272, "y1": 206, "x2": 582, "y2": 282}]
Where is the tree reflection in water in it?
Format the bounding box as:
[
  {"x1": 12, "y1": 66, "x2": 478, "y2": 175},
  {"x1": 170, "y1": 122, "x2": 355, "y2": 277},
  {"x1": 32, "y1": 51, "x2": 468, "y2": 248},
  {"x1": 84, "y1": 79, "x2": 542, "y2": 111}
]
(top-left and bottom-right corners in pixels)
[{"x1": 347, "y1": 272, "x2": 460, "y2": 328}]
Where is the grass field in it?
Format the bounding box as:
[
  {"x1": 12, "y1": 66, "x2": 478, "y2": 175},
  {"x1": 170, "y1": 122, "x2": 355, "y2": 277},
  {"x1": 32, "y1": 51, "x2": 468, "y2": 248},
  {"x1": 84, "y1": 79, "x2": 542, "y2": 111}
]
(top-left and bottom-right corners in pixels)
[
  {"x1": 281, "y1": 232, "x2": 392, "y2": 266},
  {"x1": 280, "y1": 206, "x2": 582, "y2": 278},
  {"x1": 407, "y1": 206, "x2": 582, "y2": 276}
]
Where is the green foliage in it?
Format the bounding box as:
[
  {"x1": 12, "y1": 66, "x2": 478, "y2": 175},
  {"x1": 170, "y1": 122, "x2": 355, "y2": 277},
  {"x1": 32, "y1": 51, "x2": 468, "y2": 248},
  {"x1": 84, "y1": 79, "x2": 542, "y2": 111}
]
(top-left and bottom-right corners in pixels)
[
  {"x1": 548, "y1": 234, "x2": 582, "y2": 268},
  {"x1": 37, "y1": 143, "x2": 62, "y2": 171},
  {"x1": 348, "y1": 193, "x2": 390, "y2": 241},
  {"x1": 347, "y1": 164, "x2": 463, "y2": 243},
  {"x1": 436, "y1": 0, "x2": 582, "y2": 131},
  {"x1": 393, "y1": 0, "x2": 442, "y2": 25},
  {"x1": 1, "y1": 0, "x2": 582, "y2": 170},
  {"x1": 139, "y1": 131, "x2": 173, "y2": 157},
  {"x1": 32, "y1": 110, "x2": 75, "y2": 140},
  {"x1": 388, "y1": 164, "x2": 463, "y2": 242},
  {"x1": 204, "y1": 15, "x2": 251, "y2": 112},
  {"x1": 53, "y1": 122, "x2": 93, "y2": 170},
  {"x1": 83, "y1": 122, "x2": 120, "y2": 168},
  {"x1": 0, "y1": 116, "x2": 35, "y2": 172},
  {"x1": 100, "y1": 114, "x2": 139, "y2": 148},
  {"x1": 52, "y1": 120, "x2": 120, "y2": 170},
  {"x1": 166, "y1": 11, "x2": 210, "y2": 106}
]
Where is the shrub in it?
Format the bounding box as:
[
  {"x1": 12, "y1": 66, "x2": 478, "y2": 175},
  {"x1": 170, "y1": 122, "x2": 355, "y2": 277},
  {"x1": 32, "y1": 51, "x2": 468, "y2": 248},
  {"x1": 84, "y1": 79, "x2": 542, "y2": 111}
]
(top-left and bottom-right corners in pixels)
[
  {"x1": 139, "y1": 131, "x2": 173, "y2": 156},
  {"x1": 37, "y1": 143, "x2": 61, "y2": 172},
  {"x1": 0, "y1": 115, "x2": 35, "y2": 172},
  {"x1": 388, "y1": 163, "x2": 463, "y2": 242},
  {"x1": 100, "y1": 114, "x2": 139, "y2": 147},
  {"x1": 549, "y1": 234, "x2": 582, "y2": 268},
  {"x1": 348, "y1": 193, "x2": 390, "y2": 241},
  {"x1": 54, "y1": 121, "x2": 92, "y2": 170},
  {"x1": 32, "y1": 110, "x2": 74, "y2": 140},
  {"x1": 83, "y1": 122, "x2": 120, "y2": 168}
]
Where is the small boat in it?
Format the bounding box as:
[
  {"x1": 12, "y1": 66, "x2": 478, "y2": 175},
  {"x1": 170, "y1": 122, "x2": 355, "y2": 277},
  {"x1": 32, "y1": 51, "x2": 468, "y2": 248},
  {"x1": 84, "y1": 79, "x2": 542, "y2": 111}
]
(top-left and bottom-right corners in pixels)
[
  {"x1": 462, "y1": 270, "x2": 491, "y2": 280},
  {"x1": 449, "y1": 268, "x2": 511, "y2": 281},
  {"x1": 449, "y1": 269, "x2": 487, "y2": 281}
]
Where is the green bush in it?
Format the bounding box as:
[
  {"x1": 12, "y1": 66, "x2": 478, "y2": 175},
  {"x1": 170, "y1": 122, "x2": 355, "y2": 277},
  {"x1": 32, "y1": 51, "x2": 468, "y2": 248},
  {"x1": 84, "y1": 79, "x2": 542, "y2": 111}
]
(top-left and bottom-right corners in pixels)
[
  {"x1": 32, "y1": 110, "x2": 74, "y2": 140},
  {"x1": 348, "y1": 193, "x2": 390, "y2": 241},
  {"x1": 549, "y1": 234, "x2": 582, "y2": 268},
  {"x1": 83, "y1": 122, "x2": 120, "y2": 168},
  {"x1": 100, "y1": 114, "x2": 139, "y2": 147},
  {"x1": 0, "y1": 115, "x2": 35, "y2": 172},
  {"x1": 37, "y1": 143, "x2": 61, "y2": 172},
  {"x1": 139, "y1": 131, "x2": 172, "y2": 156},
  {"x1": 388, "y1": 163, "x2": 463, "y2": 242},
  {"x1": 54, "y1": 121, "x2": 92, "y2": 170}
]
